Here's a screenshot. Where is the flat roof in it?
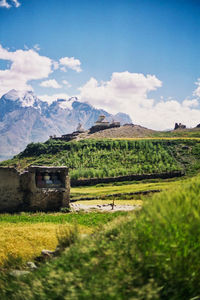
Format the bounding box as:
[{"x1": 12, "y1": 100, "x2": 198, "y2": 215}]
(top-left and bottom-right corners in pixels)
[{"x1": 28, "y1": 166, "x2": 68, "y2": 172}]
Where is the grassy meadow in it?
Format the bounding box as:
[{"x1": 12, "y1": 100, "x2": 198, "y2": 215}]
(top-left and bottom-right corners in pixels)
[
  {"x1": 1, "y1": 137, "x2": 200, "y2": 299},
  {"x1": 0, "y1": 212, "x2": 127, "y2": 268},
  {"x1": 1, "y1": 175, "x2": 200, "y2": 299}
]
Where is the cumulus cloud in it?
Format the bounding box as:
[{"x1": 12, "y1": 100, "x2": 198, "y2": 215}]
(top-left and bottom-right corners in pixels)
[
  {"x1": 0, "y1": 44, "x2": 52, "y2": 96},
  {"x1": 59, "y1": 56, "x2": 82, "y2": 73},
  {"x1": 79, "y1": 71, "x2": 200, "y2": 130},
  {"x1": 38, "y1": 93, "x2": 72, "y2": 109},
  {"x1": 0, "y1": 44, "x2": 82, "y2": 97},
  {"x1": 0, "y1": 0, "x2": 10, "y2": 8},
  {"x1": 0, "y1": 0, "x2": 20, "y2": 8},
  {"x1": 182, "y1": 99, "x2": 199, "y2": 108},
  {"x1": 62, "y1": 80, "x2": 71, "y2": 88},
  {"x1": 40, "y1": 79, "x2": 61, "y2": 89}
]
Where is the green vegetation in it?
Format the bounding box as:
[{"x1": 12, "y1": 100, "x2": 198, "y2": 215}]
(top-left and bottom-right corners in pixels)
[
  {"x1": 1, "y1": 175, "x2": 200, "y2": 299},
  {"x1": 1, "y1": 138, "x2": 200, "y2": 180},
  {"x1": 151, "y1": 128, "x2": 200, "y2": 138},
  {"x1": 70, "y1": 177, "x2": 183, "y2": 199},
  {"x1": 0, "y1": 211, "x2": 127, "y2": 227}
]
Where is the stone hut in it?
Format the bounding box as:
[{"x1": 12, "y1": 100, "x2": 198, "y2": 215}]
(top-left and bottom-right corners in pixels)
[{"x1": 0, "y1": 166, "x2": 70, "y2": 213}]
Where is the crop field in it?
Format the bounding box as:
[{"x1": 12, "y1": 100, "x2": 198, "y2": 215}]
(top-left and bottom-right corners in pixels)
[
  {"x1": 0, "y1": 176, "x2": 188, "y2": 269},
  {"x1": 0, "y1": 212, "x2": 127, "y2": 268},
  {"x1": 1, "y1": 138, "x2": 200, "y2": 180},
  {"x1": 70, "y1": 177, "x2": 185, "y2": 199},
  {"x1": 1, "y1": 174, "x2": 200, "y2": 299}
]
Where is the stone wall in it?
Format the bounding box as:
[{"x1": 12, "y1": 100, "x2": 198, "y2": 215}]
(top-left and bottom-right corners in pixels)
[
  {"x1": 71, "y1": 171, "x2": 184, "y2": 187},
  {"x1": 0, "y1": 167, "x2": 24, "y2": 212},
  {"x1": 0, "y1": 166, "x2": 70, "y2": 213}
]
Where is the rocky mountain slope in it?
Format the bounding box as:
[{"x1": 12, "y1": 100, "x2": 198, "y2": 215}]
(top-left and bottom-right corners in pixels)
[{"x1": 0, "y1": 90, "x2": 132, "y2": 161}]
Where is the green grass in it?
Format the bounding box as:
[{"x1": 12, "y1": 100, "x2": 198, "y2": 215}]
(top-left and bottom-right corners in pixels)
[
  {"x1": 70, "y1": 177, "x2": 185, "y2": 199},
  {"x1": 1, "y1": 175, "x2": 200, "y2": 299},
  {"x1": 151, "y1": 128, "x2": 200, "y2": 138},
  {"x1": 2, "y1": 138, "x2": 200, "y2": 180},
  {"x1": 0, "y1": 211, "x2": 127, "y2": 227}
]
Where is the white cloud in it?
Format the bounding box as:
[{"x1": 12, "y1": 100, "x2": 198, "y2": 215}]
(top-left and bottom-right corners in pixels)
[
  {"x1": 59, "y1": 56, "x2": 82, "y2": 73},
  {"x1": 60, "y1": 66, "x2": 67, "y2": 72},
  {"x1": 0, "y1": 44, "x2": 52, "y2": 96},
  {"x1": 40, "y1": 79, "x2": 61, "y2": 89},
  {"x1": 193, "y1": 78, "x2": 200, "y2": 98},
  {"x1": 183, "y1": 99, "x2": 199, "y2": 108},
  {"x1": 62, "y1": 80, "x2": 71, "y2": 88},
  {"x1": 79, "y1": 71, "x2": 200, "y2": 130},
  {"x1": 33, "y1": 44, "x2": 40, "y2": 51},
  {"x1": 38, "y1": 93, "x2": 72, "y2": 109},
  {"x1": 0, "y1": 0, "x2": 20, "y2": 8},
  {"x1": 52, "y1": 61, "x2": 59, "y2": 70},
  {"x1": 0, "y1": 0, "x2": 10, "y2": 8}
]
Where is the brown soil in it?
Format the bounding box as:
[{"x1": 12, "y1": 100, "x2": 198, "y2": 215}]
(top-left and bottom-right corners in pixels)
[{"x1": 77, "y1": 124, "x2": 155, "y2": 140}]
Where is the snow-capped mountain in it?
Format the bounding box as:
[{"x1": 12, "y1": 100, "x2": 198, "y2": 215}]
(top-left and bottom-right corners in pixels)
[{"x1": 0, "y1": 90, "x2": 132, "y2": 161}]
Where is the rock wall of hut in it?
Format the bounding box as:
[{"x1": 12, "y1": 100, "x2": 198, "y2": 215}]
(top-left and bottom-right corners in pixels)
[{"x1": 0, "y1": 167, "x2": 70, "y2": 213}]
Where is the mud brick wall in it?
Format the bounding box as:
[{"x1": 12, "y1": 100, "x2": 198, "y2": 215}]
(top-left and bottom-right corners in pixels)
[
  {"x1": 0, "y1": 167, "x2": 24, "y2": 212},
  {"x1": 71, "y1": 171, "x2": 184, "y2": 187},
  {"x1": 0, "y1": 166, "x2": 70, "y2": 212}
]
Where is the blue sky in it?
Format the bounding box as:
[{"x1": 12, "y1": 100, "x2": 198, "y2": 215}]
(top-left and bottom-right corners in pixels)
[{"x1": 0, "y1": 0, "x2": 200, "y2": 129}]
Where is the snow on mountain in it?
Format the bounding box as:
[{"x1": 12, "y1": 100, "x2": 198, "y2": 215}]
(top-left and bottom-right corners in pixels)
[
  {"x1": 3, "y1": 89, "x2": 36, "y2": 107},
  {"x1": 0, "y1": 90, "x2": 132, "y2": 161}
]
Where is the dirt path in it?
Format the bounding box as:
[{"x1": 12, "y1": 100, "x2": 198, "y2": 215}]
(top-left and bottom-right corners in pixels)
[{"x1": 70, "y1": 203, "x2": 141, "y2": 212}]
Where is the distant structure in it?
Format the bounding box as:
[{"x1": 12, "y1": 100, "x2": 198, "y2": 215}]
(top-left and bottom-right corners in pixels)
[
  {"x1": 76, "y1": 123, "x2": 85, "y2": 133},
  {"x1": 174, "y1": 123, "x2": 186, "y2": 130},
  {"x1": 50, "y1": 115, "x2": 121, "y2": 140},
  {"x1": 50, "y1": 123, "x2": 85, "y2": 141},
  {"x1": 89, "y1": 115, "x2": 120, "y2": 133}
]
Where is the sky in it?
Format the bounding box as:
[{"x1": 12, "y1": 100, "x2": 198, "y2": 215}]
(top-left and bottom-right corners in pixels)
[{"x1": 0, "y1": 0, "x2": 200, "y2": 130}]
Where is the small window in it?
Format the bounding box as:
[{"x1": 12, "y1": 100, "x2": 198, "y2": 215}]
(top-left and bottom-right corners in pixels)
[{"x1": 35, "y1": 172, "x2": 64, "y2": 188}]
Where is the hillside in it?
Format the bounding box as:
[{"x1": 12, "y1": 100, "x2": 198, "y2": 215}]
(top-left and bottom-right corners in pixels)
[
  {"x1": 77, "y1": 124, "x2": 200, "y2": 140},
  {"x1": 1, "y1": 138, "x2": 200, "y2": 180}
]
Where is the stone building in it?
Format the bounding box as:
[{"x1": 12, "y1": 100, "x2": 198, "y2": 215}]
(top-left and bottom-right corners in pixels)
[
  {"x1": 50, "y1": 123, "x2": 85, "y2": 141},
  {"x1": 174, "y1": 123, "x2": 186, "y2": 130},
  {"x1": 89, "y1": 115, "x2": 120, "y2": 133},
  {"x1": 0, "y1": 166, "x2": 70, "y2": 212}
]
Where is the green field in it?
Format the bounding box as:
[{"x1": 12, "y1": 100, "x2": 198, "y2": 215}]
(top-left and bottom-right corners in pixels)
[
  {"x1": 1, "y1": 138, "x2": 200, "y2": 179},
  {"x1": 1, "y1": 175, "x2": 200, "y2": 299},
  {"x1": 1, "y1": 137, "x2": 200, "y2": 299}
]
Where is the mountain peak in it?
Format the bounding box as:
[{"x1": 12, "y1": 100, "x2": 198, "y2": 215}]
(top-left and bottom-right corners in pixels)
[
  {"x1": 2, "y1": 90, "x2": 38, "y2": 108},
  {"x1": 3, "y1": 89, "x2": 21, "y2": 101}
]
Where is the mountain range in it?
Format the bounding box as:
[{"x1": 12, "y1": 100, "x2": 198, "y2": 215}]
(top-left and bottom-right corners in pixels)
[{"x1": 0, "y1": 89, "x2": 132, "y2": 161}]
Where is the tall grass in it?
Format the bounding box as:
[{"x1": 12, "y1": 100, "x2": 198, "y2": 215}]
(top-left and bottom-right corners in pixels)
[{"x1": 1, "y1": 176, "x2": 200, "y2": 299}]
